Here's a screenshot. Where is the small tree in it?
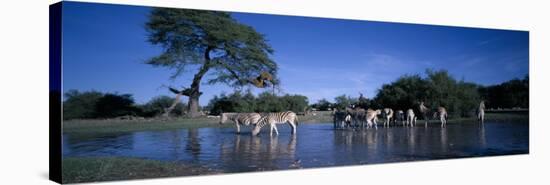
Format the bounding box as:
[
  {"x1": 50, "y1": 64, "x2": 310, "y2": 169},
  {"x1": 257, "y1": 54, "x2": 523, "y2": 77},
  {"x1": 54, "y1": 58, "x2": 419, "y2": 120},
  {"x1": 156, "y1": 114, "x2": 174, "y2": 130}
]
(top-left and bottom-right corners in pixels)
[
  {"x1": 334, "y1": 94, "x2": 357, "y2": 110},
  {"x1": 146, "y1": 8, "x2": 279, "y2": 117},
  {"x1": 63, "y1": 90, "x2": 103, "y2": 120},
  {"x1": 94, "y1": 93, "x2": 138, "y2": 118},
  {"x1": 312, "y1": 98, "x2": 332, "y2": 111}
]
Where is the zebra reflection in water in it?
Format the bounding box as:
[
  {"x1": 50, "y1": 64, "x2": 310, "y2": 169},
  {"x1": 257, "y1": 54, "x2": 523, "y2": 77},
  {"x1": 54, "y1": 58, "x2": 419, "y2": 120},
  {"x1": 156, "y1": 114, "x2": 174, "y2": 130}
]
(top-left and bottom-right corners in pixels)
[{"x1": 219, "y1": 133, "x2": 298, "y2": 170}]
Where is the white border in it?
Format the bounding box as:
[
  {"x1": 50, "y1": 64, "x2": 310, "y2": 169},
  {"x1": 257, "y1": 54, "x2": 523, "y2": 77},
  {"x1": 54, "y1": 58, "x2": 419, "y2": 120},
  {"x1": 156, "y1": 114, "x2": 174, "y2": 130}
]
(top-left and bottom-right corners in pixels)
[{"x1": 1, "y1": 0, "x2": 549, "y2": 185}]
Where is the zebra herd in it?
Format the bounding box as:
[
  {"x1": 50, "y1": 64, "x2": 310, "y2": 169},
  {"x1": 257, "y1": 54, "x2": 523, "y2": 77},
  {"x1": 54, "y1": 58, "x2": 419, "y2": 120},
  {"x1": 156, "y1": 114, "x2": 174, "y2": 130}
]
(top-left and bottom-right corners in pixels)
[
  {"x1": 218, "y1": 101, "x2": 486, "y2": 136},
  {"x1": 334, "y1": 101, "x2": 486, "y2": 129},
  {"x1": 219, "y1": 111, "x2": 298, "y2": 136}
]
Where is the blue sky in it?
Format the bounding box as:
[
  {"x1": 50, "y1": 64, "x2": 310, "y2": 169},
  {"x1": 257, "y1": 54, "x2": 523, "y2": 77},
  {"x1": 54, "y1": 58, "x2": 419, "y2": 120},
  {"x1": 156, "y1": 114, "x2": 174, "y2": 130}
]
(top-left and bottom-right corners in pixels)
[{"x1": 61, "y1": 2, "x2": 529, "y2": 105}]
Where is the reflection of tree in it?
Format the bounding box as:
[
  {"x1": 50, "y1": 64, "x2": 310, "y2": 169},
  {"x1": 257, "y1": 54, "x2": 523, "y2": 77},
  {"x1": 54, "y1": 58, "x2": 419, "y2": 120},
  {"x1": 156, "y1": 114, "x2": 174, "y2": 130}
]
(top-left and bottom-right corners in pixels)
[{"x1": 185, "y1": 128, "x2": 201, "y2": 160}]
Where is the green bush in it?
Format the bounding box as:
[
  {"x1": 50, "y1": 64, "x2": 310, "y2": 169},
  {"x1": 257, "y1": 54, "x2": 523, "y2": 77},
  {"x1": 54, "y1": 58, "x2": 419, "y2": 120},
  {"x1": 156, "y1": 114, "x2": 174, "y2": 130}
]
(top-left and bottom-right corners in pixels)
[
  {"x1": 63, "y1": 90, "x2": 104, "y2": 120},
  {"x1": 207, "y1": 90, "x2": 309, "y2": 114},
  {"x1": 140, "y1": 95, "x2": 186, "y2": 117}
]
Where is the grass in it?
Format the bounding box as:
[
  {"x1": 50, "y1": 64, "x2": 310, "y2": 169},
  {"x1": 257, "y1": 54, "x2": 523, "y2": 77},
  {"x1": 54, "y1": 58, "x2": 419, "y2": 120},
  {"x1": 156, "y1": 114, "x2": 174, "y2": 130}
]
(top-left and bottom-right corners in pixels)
[
  {"x1": 63, "y1": 111, "x2": 527, "y2": 135},
  {"x1": 437, "y1": 112, "x2": 528, "y2": 124},
  {"x1": 63, "y1": 117, "x2": 225, "y2": 134},
  {"x1": 62, "y1": 157, "x2": 221, "y2": 184}
]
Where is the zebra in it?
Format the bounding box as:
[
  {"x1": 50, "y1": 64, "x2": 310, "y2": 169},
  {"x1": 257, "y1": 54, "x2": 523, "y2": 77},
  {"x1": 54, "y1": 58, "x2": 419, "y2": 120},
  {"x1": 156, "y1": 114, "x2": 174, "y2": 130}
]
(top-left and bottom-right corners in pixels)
[
  {"x1": 419, "y1": 101, "x2": 430, "y2": 127},
  {"x1": 406, "y1": 109, "x2": 416, "y2": 127},
  {"x1": 333, "y1": 111, "x2": 352, "y2": 129},
  {"x1": 347, "y1": 107, "x2": 367, "y2": 128},
  {"x1": 382, "y1": 108, "x2": 394, "y2": 127},
  {"x1": 251, "y1": 111, "x2": 298, "y2": 136},
  {"x1": 436, "y1": 107, "x2": 448, "y2": 127},
  {"x1": 394, "y1": 110, "x2": 405, "y2": 126},
  {"x1": 477, "y1": 101, "x2": 485, "y2": 123},
  {"x1": 366, "y1": 109, "x2": 381, "y2": 129},
  {"x1": 219, "y1": 112, "x2": 262, "y2": 134}
]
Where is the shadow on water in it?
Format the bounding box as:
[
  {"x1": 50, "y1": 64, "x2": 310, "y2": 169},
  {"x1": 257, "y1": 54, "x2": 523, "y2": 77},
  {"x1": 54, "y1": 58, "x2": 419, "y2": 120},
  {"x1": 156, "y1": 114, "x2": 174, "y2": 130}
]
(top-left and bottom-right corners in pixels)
[{"x1": 63, "y1": 121, "x2": 528, "y2": 172}]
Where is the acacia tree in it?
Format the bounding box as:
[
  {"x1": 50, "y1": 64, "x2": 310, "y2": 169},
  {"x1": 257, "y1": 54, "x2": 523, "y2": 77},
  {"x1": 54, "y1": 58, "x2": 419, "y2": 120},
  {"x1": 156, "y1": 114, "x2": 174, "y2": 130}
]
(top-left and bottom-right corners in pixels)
[{"x1": 146, "y1": 8, "x2": 279, "y2": 117}]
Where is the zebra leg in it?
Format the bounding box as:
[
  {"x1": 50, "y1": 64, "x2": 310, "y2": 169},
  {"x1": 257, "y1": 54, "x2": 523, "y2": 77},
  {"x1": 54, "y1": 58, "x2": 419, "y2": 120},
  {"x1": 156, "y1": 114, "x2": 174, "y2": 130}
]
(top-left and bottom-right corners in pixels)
[
  {"x1": 274, "y1": 124, "x2": 280, "y2": 135},
  {"x1": 289, "y1": 121, "x2": 297, "y2": 134},
  {"x1": 235, "y1": 121, "x2": 241, "y2": 133},
  {"x1": 368, "y1": 120, "x2": 372, "y2": 129}
]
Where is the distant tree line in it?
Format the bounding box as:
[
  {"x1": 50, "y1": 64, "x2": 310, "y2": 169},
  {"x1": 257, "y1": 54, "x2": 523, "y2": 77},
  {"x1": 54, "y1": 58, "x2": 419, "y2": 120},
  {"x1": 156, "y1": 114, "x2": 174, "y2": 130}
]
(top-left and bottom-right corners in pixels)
[
  {"x1": 478, "y1": 76, "x2": 529, "y2": 109},
  {"x1": 63, "y1": 70, "x2": 527, "y2": 120},
  {"x1": 205, "y1": 90, "x2": 309, "y2": 115},
  {"x1": 63, "y1": 89, "x2": 308, "y2": 120},
  {"x1": 311, "y1": 70, "x2": 528, "y2": 118},
  {"x1": 63, "y1": 90, "x2": 186, "y2": 120}
]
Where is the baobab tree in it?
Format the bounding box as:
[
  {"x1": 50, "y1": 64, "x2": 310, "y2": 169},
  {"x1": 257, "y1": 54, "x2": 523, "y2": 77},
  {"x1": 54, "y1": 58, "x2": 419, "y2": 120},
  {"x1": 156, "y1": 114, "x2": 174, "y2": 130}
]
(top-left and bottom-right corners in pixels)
[{"x1": 146, "y1": 8, "x2": 279, "y2": 117}]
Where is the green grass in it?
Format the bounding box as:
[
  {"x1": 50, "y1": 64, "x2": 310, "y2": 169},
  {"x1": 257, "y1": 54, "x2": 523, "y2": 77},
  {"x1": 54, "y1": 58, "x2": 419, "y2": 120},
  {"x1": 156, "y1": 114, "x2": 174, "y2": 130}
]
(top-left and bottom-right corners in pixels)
[
  {"x1": 62, "y1": 157, "x2": 221, "y2": 184},
  {"x1": 63, "y1": 117, "x2": 227, "y2": 134},
  {"x1": 415, "y1": 112, "x2": 529, "y2": 124}
]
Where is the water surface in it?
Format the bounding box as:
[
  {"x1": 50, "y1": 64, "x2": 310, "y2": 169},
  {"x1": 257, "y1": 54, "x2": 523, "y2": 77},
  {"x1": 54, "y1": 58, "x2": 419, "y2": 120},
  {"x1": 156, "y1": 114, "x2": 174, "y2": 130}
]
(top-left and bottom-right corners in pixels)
[{"x1": 63, "y1": 122, "x2": 528, "y2": 172}]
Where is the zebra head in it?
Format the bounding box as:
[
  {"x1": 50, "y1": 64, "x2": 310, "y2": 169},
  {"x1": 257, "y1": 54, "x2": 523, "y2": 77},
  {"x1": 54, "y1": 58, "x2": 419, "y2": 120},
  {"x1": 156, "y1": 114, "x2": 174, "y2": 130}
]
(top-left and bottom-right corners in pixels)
[
  {"x1": 251, "y1": 116, "x2": 266, "y2": 136},
  {"x1": 251, "y1": 125, "x2": 261, "y2": 136}
]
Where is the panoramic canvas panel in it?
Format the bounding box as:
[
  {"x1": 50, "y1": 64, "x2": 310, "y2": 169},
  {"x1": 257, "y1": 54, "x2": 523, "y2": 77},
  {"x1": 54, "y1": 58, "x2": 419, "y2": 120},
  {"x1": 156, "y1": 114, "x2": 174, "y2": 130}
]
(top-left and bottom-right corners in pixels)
[{"x1": 50, "y1": 1, "x2": 529, "y2": 184}]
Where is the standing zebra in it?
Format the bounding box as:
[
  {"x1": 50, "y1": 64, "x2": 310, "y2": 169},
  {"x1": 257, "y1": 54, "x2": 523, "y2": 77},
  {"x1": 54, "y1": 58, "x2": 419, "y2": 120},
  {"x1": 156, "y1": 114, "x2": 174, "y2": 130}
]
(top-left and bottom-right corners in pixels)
[
  {"x1": 366, "y1": 109, "x2": 381, "y2": 129},
  {"x1": 251, "y1": 111, "x2": 298, "y2": 136},
  {"x1": 348, "y1": 107, "x2": 367, "y2": 128},
  {"x1": 333, "y1": 111, "x2": 352, "y2": 129},
  {"x1": 394, "y1": 110, "x2": 405, "y2": 126},
  {"x1": 219, "y1": 112, "x2": 262, "y2": 134},
  {"x1": 382, "y1": 108, "x2": 394, "y2": 127},
  {"x1": 419, "y1": 101, "x2": 430, "y2": 127},
  {"x1": 477, "y1": 101, "x2": 485, "y2": 123},
  {"x1": 406, "y1": 109, "x2": 416, "y2": 127},
  {"x1": 436, "y1": 107, "x2": 448, "y2": 127}
]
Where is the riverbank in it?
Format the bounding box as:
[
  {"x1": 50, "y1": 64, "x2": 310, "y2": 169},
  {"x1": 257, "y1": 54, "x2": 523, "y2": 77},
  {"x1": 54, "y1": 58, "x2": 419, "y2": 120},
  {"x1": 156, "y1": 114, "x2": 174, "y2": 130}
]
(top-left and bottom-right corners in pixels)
[
  {"x1": 63, "y1": 112, "x2": 527, "y2": 134},
  {"x1": 63, "y1": 112, "x2": 335, "y2": 134},
  {"x1": 62, "y1": 157, "x2": 221, "y2": 183}
]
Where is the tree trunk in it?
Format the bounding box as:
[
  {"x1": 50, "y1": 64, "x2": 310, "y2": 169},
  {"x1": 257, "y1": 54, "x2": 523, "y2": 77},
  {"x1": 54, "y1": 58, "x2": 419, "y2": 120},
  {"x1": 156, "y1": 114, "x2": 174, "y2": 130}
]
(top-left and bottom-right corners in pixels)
[
  {"x1": 187, "y1": 47, "x2": 213, "y2": 118},
  {"x1": 162, "y1": 91, "x2": 182, "y2": 117},
  {"x1": 187, "y1": 95, "x2": 200, "y2": 117}
]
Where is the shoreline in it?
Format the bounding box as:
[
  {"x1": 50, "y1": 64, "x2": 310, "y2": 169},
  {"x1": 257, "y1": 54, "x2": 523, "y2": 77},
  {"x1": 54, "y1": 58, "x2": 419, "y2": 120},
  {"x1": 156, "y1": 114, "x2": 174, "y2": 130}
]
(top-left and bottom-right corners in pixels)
[{"x1": 63, "y1": 112, "x2": 528, "y2": 135}]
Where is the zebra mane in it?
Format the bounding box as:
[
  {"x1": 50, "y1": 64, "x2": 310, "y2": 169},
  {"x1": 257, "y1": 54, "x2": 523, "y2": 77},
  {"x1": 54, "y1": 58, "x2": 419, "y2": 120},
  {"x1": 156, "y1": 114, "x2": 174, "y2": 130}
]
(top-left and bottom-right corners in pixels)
[{"x1": 255, "y1": 115, "x2": 269, "y2": 128}]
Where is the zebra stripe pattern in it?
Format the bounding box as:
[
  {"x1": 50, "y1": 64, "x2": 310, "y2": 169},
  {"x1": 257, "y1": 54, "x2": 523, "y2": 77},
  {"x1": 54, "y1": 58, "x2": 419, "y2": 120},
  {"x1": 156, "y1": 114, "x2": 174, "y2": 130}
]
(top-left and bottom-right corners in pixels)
[
  {"x1": 220, "y1": 112, "x2": 262, "y2": 133},
  {"x1": 252, "y1": 111, "x2": 298, "y2": 136}
]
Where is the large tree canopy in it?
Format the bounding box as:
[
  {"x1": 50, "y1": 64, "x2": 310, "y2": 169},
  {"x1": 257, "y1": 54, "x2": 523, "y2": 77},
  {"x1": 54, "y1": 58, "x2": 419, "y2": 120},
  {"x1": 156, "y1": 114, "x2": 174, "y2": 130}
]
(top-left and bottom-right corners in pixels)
[{"x1": 146, "y1": 8, "x2": 279, "y2": 117}]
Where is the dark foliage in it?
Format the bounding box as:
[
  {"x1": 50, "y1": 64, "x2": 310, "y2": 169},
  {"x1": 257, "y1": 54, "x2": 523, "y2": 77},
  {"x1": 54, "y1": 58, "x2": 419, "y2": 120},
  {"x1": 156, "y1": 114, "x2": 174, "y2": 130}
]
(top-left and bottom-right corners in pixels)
[{"x1": 207, "y1": 90, "x2": 309, "y2": 114}]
